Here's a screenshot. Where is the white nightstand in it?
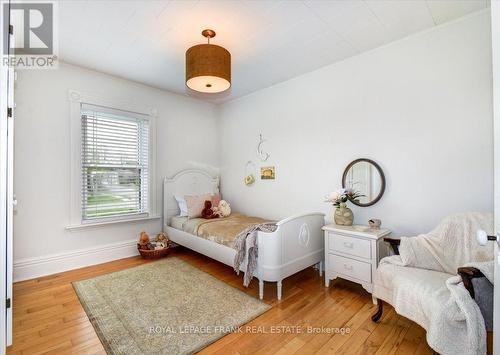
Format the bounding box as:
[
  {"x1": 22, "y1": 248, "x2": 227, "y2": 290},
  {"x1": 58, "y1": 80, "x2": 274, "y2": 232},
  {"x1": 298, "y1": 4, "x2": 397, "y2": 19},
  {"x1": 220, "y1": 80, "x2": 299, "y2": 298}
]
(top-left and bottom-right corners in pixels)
[{"x1": 323, "y1": 224, "x2": 391, "y2": 303}]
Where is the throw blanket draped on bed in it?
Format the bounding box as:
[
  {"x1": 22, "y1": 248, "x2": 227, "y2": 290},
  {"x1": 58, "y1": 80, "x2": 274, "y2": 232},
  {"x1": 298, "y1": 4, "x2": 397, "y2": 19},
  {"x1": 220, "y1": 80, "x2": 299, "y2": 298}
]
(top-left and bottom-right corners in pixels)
[
  {"x1": 181, "y1": 213, "x2": 277, "y2": 286},
  {"x1": 376, "y1": 212, "x2": 494, "y2": 355},
  {"x1": 192, "y1": 214, "x2": 270, "y2": 247},
  {"x1": 233, "y1": 223, "x2": 278, "y2": 287}
]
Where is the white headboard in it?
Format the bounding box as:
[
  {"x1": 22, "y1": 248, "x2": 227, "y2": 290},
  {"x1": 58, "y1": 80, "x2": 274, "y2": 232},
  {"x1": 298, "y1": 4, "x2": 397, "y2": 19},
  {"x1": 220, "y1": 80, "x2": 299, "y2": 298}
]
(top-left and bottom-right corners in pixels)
[{"x1": 163, "y1": 169, "x2": 220, "y2": 228}]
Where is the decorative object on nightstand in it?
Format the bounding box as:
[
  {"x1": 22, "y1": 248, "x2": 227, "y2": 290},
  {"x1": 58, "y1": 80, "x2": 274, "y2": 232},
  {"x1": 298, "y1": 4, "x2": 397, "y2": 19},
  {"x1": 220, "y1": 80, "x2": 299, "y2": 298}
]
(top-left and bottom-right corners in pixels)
[
  {"x1": 334, "y1": 204, "x2": 354, "y2": 226},
  {"x1": 325, "y1": 188, "x2": 363, "y2": 226},
  {"x1": 323, "y1": 224, "x2": 391, "y2": 304},
  {"x1": 368, "y1": 219, "x2": 382, "y2": 229}
]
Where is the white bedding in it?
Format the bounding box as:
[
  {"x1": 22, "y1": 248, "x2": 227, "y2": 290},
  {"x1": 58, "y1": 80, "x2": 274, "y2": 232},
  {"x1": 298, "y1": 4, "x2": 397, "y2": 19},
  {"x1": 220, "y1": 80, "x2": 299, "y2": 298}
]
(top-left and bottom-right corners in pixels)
[{"x1": 170, "y1": 215, "x2": 188, "y2": 230}]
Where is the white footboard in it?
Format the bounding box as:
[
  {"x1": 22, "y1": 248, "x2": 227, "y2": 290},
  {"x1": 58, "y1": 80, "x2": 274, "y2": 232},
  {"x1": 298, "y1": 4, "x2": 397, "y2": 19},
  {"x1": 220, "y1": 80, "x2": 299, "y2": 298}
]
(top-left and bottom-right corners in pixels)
[{"x1": 257, "y1": 212, "x2": 325, "y2": 299}]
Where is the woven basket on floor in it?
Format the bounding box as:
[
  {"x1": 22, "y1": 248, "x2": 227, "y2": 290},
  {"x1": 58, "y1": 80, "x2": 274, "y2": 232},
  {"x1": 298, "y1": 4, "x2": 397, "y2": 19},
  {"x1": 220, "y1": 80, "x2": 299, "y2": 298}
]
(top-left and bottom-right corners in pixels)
[{"x1": 137, "y1": 244, "x2": 170, "y2": 259}]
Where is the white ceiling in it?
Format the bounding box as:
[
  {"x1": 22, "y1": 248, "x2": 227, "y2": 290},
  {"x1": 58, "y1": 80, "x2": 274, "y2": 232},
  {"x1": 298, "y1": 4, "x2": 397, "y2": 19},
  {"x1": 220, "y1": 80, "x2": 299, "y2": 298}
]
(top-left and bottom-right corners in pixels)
[{"x1": 58, "y1": 0, "x2": 489, "y2": 103}]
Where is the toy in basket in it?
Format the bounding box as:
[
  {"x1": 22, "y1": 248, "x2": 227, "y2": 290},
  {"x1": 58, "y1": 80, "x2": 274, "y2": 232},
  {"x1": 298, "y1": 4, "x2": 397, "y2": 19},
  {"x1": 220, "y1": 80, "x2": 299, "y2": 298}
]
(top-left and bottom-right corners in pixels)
[{"x1": 137, "y1": 232, "x2": 171, "y2": 259}]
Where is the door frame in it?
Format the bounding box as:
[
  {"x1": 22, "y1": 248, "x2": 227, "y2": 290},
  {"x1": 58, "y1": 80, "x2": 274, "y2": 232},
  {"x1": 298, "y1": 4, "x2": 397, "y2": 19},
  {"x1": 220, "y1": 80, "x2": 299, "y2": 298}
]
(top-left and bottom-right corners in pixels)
[
  {"x1": 0, "y1": 69, "x2": 7, "y2": 353},
  {"x1": 5, "y1": 63, "x2": 13, "y2": 350},
  {"x1": 491, "y1": 2, "x2": 500, "y2": 353},
  {"x1": 0, "y1": 2, "x2": 8, "y2": 352},
  {"x1": 0, "y1": 0, "x2": 13, "y2": 351}
]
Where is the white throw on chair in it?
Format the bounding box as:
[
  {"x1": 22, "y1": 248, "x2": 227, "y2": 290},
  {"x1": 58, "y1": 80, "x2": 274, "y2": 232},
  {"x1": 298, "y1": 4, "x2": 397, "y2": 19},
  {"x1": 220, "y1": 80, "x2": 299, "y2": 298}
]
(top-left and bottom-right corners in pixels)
[{"x1": 372, "y1": 212, "x2": 494, "y2": 355}]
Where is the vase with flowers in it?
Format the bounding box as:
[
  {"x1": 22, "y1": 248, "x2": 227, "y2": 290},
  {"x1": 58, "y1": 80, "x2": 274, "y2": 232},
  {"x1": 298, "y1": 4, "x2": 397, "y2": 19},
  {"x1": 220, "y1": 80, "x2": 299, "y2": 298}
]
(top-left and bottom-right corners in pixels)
[{"x1": 325, "y1": 188, "x2": 363, "y2": 226}]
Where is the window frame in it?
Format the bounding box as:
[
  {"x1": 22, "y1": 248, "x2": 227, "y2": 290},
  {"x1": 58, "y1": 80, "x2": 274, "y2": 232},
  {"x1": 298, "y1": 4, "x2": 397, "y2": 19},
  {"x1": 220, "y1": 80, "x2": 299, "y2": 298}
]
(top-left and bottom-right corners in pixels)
[
  {"x1": 80, "y1": 104, "x2": 150, "y2": 222},
  {"x1": 68, "y1": 90, "x2": 158, "y2": 229}
]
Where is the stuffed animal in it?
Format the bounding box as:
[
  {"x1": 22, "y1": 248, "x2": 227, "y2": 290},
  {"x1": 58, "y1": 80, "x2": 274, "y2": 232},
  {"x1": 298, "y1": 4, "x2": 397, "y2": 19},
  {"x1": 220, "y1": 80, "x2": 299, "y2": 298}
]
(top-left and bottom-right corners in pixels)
[
  {"x1": 138, "y1": 231, "x2": 150, "y2": 250},
  {"x1": 201, "y1": 200, "x2": 218, "y2": 219},
  {"x1": 156, "y1": 232, "x2": 169, "y2": 244},
  {"x1": 154, "y1": 232, "x2": 169, "y2": 249},
  {"x1": 215, "y1": 200, "x2": 231, "y2": 217},
  {"x1": 154, "y1": 242, "x2": 166, "y2": 250}
]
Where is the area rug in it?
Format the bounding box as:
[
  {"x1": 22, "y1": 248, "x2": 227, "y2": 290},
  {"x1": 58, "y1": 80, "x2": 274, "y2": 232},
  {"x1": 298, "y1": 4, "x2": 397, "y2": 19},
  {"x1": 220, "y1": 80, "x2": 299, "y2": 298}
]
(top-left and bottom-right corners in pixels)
[{"x1": 73, "y1": 257, "x2": 270, "y2": 354}]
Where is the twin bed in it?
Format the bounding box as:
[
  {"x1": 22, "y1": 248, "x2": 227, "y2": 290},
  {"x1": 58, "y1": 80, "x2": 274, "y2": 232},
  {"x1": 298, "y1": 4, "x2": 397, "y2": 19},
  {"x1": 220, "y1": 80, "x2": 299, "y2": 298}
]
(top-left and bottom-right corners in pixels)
[{"x1": 163, "y1": 169, "x2": 325, "y2": 300}]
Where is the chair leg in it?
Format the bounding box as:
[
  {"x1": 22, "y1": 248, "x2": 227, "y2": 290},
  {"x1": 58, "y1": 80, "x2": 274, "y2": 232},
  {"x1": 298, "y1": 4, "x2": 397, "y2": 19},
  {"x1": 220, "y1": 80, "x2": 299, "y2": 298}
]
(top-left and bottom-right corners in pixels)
[
  {"x1": 259, "y1": 279, "x2": 264, "y2": 300},
  {"x1": 371, "y1": 299, "x2": 383, "y2": 322},
  {"x1": 277, "y1": 280, "x2": 282, "y2": 300},
  {"x1": 487, "y1": 331, "x2": 493, "y2": 355}
]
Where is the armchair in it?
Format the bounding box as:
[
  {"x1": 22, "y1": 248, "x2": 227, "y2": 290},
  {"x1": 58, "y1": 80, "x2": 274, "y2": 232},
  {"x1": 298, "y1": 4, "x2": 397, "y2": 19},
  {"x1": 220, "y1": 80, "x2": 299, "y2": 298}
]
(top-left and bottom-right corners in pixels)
[{"x1": 373, "y1": 236, "x2": 493, "y2": 354}]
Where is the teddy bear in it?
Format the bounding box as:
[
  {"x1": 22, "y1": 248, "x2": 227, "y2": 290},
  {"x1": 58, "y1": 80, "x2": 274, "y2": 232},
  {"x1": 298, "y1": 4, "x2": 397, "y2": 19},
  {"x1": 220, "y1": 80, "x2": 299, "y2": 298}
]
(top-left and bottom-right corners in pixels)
[
  {"x1": 213, "y1": 200, "x2": 231, "y2": 217},
  {"x1": 138, "y1": 231, "x2": 150, "y2": 250},
  {"x1": 156, "y1": 232, "x2": 169, "y2": 244},
  {"x1": 201, "y1": 200, "x2": 219, "y2": 219},
  {"x1": 155, "y1": 232, "x2": 170, "y2": 249}
]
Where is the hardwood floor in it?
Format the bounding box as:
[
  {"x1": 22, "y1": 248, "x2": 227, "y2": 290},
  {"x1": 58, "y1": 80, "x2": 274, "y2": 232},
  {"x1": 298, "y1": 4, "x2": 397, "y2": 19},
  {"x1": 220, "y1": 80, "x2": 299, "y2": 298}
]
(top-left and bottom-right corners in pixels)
[{"x1": 7, "y1": 247, "x2": 433, "y2": 354}]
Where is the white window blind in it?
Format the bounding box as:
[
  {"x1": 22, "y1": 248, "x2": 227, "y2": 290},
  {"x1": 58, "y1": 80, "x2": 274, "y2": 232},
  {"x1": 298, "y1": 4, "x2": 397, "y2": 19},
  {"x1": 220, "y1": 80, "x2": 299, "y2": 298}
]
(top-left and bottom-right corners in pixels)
[{"x1": 81, "y1": 104, "x2": 150, "y2": 221}]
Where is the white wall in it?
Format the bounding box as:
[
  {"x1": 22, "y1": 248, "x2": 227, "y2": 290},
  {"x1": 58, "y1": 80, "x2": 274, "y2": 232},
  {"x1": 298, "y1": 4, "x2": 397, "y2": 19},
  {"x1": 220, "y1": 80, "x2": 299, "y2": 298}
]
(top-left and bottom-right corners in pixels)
[
  {"x1": 13, "y1": 62, "x2": 217, "y2": 280},
  {"x1": 217, "y1": 11, "x2": 493, "y2": 236},
  {"x1": 13, "y1": 10, "x2": 494, "y2": 280}
]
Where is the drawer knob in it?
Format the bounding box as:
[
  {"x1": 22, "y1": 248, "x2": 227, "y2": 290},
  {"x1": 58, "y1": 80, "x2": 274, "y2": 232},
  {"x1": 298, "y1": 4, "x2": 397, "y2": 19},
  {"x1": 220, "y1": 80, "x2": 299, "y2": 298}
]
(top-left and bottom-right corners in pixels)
[
  {"x1": 343, "y1": 264, "x2": 353, "y2": 271},
  {"x1": 343, "y1": 242, "x2": 354, "y2": 249}
]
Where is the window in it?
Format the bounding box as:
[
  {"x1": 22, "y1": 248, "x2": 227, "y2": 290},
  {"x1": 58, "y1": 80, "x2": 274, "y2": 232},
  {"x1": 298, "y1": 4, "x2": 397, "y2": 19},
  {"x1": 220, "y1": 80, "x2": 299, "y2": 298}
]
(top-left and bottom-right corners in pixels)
[{"x1": 80, "y1": 104, "x2": 150, "y2": 221}]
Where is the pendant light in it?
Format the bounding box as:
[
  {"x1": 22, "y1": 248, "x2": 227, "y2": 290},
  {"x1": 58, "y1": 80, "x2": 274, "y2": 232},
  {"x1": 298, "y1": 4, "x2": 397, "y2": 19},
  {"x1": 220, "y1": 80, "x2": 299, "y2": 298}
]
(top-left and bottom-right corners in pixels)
[{"x1": 185, "y1": 29, "x2": 231, "y2": 93}]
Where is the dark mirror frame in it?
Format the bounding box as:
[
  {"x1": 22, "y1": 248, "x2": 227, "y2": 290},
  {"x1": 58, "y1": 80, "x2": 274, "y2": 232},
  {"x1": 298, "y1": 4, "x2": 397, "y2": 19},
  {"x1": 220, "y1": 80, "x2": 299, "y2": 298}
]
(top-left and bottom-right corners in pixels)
[{"x1": 342, "y1": 158, "x2": 386, "y2": 207}]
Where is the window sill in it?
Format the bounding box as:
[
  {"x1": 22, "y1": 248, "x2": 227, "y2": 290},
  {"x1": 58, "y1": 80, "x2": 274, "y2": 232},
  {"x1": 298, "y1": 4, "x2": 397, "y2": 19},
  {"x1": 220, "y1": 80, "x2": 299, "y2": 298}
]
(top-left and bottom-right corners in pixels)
[{"x1": 66, "y1": 215, "x2": 161, "y2": 231}]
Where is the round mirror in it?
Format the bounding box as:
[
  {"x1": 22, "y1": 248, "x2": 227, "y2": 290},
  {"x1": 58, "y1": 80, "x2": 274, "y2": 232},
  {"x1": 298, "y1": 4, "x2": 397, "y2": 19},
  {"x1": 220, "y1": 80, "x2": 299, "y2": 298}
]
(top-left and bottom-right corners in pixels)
[{"x1": 342, "y1": 159, "x2": 385, "y2": 207}]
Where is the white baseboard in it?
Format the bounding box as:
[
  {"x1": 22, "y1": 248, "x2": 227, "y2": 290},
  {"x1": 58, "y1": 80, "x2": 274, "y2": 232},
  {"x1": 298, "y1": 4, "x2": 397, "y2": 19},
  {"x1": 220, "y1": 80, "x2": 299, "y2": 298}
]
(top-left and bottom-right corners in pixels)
[{"x1": 13, "y1": 239, "x2": 139, "y2": 282}]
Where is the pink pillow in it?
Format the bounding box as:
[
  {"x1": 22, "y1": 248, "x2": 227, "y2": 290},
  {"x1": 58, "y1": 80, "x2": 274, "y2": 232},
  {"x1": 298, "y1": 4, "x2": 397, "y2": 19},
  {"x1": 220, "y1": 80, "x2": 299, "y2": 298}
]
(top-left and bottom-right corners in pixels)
[
  {"x1": 211, "y1": 194, "x2": 221, "y2": 207},
  {"x1": 185, "y1": 194, "x2": 211, "y2": 219}
]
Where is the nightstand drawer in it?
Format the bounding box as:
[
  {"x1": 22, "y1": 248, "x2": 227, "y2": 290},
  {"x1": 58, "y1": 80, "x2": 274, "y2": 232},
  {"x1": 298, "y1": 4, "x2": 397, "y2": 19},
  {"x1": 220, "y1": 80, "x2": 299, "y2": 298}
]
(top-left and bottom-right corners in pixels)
[
  {"x1": 329, "y1": 233, "x2": 371, "y2": 259},
  {"x1": 329, "y1": 254, "x2": 371, "y2": 283}
]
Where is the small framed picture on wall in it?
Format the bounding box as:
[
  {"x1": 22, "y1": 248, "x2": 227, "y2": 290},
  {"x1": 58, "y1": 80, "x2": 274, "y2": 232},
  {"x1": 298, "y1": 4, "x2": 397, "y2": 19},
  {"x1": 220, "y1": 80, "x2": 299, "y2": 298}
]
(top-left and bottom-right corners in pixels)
[{"x1": 260, "y1": 166, "x2": 275, "y2": 180}]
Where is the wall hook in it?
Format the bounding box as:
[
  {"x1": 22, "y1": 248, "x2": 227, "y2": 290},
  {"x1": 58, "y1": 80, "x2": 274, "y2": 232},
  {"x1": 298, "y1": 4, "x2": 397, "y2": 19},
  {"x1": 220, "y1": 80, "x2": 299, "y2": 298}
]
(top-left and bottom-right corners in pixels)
[{"x1": 257, "y1": 134, "x2": 270, "y2": 162}]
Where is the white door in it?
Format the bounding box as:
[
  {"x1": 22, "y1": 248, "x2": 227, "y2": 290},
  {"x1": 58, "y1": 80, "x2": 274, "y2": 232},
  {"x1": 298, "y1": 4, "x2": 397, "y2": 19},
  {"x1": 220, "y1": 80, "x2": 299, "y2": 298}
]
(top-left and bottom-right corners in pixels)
[
  {"x1": 491, "y1": 2, "x2": 500, "y2": 354},
  {"x1": 5, "y1": 53, "x2": 14, "y2": 350},
  {"x1": 0, "y1": 38, "x2": 6, "y2": 355},
  {"x1": 0, "y1": 1, "x2": 14, "y2": 352}
]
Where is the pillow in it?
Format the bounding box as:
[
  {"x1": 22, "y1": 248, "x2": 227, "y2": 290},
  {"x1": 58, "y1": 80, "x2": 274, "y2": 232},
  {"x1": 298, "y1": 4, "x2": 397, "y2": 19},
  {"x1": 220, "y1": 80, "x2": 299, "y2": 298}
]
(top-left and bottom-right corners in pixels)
[
  {"x1": 174, "y1": 195, "x2": 188, "y2": 217},
  {"x1": 211, "y1": 193, "x2": 221, "y2": 207},
  {"x1": 185, "y1": 193, "x2": 211, "y2": 219}
]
